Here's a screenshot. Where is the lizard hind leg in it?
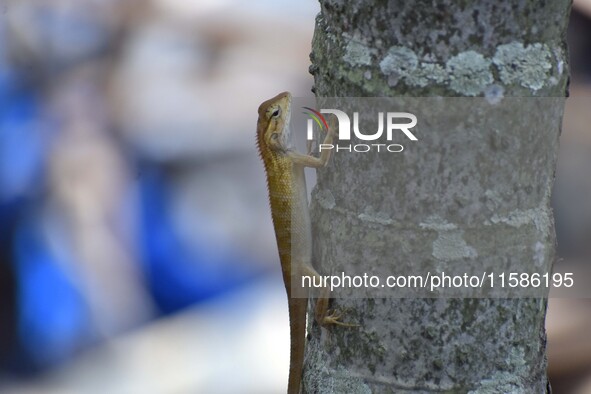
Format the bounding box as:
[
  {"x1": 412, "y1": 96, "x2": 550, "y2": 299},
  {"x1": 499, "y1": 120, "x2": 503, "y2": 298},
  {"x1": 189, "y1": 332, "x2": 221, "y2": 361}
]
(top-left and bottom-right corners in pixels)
[{"x1": 302, "y1": 264, "x2": 358, "y2": 328}]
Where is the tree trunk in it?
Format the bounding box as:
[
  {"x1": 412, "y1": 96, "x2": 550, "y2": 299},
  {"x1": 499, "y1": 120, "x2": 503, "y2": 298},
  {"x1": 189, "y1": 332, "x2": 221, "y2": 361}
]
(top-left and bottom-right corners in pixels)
[{"x1": 306, "y1": 0, "x2": 571, "y2": 392}]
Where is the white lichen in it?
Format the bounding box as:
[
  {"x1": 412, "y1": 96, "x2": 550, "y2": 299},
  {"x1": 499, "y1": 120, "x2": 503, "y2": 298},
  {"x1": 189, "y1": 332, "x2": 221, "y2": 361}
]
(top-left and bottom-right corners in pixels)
[
  {"x1": 343, "y1": 39, "x2": 375, "y2": 66},
  {"x1": 432, "y1": 231, "x2": 478, "y2": 261},
  {"x1": 420, "y1": 215, "x2": 458, "y2": 231},
  {"x1": 533, "y1": 241, "x2": 545, "y2": 266},
  {"x1": 446, "y1": 51, "x2": 493, "y2": 96},
  {"x1": 489, "y1": 208, "x2": 551, "y2": 233},
  {"x1": 557, "y1": 60, "x2": 564, "y2": 75},
  {"x1": 420, "y1": 216, "x2": 477, "y2": 260},
  {"x1": 358, "y1": 213, "x2": 393, "y2": 226},
  {"x1": 468, "y1": 372, "x2": 527, "y2": 394},
  {"x1": 405, "y1": 63, "x2": 447, "y2": 87},
  {"x1": 369, "y1": 41, "x2": 556, "y2": 94},
  {"x1": 316, "y1": 189, "x2": 336, "y2": 209},
  {"x1": 493, "y1": 42, "x2": 552, "y2": 91},
  {"x1": 379, "y1": 46, "x2": 418, "y2": 76}
]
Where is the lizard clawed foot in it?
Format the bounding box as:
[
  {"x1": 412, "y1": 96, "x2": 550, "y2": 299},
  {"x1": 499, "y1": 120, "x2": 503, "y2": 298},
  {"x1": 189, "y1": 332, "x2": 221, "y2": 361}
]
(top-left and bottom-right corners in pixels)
[
  {"x1": 321, "y1": 310, "x2": 359, "y2": 328},
  {"x1": 307, "y1": 139, "x2": 314, "y2": 155}
]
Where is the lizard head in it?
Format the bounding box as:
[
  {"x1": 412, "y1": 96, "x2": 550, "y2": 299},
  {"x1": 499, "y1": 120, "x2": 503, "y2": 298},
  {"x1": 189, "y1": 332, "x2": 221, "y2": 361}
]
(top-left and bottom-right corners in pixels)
[{"x1": 256, "y1": 91, "x2": 292, "y2": 153}]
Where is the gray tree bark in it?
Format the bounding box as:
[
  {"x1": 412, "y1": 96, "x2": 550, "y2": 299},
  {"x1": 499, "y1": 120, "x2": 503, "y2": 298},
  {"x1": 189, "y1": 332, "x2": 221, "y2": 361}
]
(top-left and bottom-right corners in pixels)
[{"x1": 306, "y1": 1, "x2": 571, "y2": 393}]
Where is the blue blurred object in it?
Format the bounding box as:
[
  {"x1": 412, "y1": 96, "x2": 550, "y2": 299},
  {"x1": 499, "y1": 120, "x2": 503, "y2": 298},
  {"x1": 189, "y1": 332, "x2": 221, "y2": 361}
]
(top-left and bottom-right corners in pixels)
[
  {"x1": 13, "y1": 214, "x2": 93, "y2": 369},
  {"x1": 0, "y1": 35, "x2": 264, "y2": 373},
  {"x1": 0, "y1": 67, "x2": 91, "y2": 371},
  {"x1": 138, "y1": 166, "x2": 262, "y2": 314},
  {"x1": 0, "y1": 88, "x2": 46, "y2": 203}
]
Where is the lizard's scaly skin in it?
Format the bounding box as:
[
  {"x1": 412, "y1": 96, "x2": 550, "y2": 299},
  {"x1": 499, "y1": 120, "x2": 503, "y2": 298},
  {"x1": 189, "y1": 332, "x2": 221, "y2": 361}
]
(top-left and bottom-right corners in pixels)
[
  {"x1": 257, "y1": 92, "x2": 309, "y2": 394},
  {"x1": 257, "y1": 92, "x2": 347, "y2": 394}
]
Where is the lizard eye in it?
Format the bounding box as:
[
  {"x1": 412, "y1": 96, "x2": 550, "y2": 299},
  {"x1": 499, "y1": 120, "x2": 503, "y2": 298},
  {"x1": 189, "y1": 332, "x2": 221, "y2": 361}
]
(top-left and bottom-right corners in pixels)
[
  {"x1": 271, "y1": 108, "x2": 281, "y2": 118},
  {"x1": 271, "y1": 133, "x2": 279, "y2": 140}
]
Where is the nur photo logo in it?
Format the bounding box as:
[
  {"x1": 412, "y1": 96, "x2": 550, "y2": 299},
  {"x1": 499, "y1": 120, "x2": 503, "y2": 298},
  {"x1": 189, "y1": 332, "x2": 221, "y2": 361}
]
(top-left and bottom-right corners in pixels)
[{"x1": 303, "y1": 107, "x2": 418, "y2": 153}]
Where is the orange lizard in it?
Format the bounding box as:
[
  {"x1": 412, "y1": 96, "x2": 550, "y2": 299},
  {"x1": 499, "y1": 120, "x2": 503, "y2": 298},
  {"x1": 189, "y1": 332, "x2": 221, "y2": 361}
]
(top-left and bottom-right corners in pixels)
[{"x1": 257, "y1": 91, "x2": 350, "y2": 394}]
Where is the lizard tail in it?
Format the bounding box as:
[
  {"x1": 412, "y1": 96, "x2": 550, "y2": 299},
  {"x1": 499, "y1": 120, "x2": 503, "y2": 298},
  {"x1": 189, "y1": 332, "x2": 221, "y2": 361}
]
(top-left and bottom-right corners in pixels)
[{"x1": 287, "y1": 297, "x2": 308, "y2": 394}]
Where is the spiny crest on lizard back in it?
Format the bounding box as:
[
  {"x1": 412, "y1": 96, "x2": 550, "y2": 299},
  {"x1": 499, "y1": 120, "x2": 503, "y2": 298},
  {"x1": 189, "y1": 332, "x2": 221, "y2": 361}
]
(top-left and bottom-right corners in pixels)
[{"x1": 256, "y1": 91, "x2": 292, "y2": 159}]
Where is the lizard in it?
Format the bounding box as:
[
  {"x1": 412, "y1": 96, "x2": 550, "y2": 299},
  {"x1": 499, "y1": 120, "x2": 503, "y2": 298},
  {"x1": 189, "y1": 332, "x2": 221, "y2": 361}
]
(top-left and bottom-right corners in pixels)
[{"x1": 256, "y1": 91, "x2": 351, "y2": 394}]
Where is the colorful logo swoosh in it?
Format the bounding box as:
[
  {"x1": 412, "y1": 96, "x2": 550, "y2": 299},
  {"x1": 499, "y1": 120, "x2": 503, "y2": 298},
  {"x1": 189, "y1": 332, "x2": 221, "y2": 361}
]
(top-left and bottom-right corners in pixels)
[{"x1": 302, "y1": 107, "x2": 329, "y2": 130}]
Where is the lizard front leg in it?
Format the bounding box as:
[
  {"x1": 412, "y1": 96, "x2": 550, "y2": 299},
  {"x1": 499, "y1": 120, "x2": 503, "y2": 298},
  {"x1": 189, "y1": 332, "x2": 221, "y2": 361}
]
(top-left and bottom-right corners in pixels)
[{"x1": 287, "y1": 115, "x2": 336, "y2": 168}]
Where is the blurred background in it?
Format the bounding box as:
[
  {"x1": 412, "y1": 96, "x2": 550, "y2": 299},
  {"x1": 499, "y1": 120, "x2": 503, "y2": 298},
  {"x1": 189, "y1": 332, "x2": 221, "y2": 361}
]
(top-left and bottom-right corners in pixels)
[{"x1": 0, "y1": 0, "x2": 589, "y2": 393}]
